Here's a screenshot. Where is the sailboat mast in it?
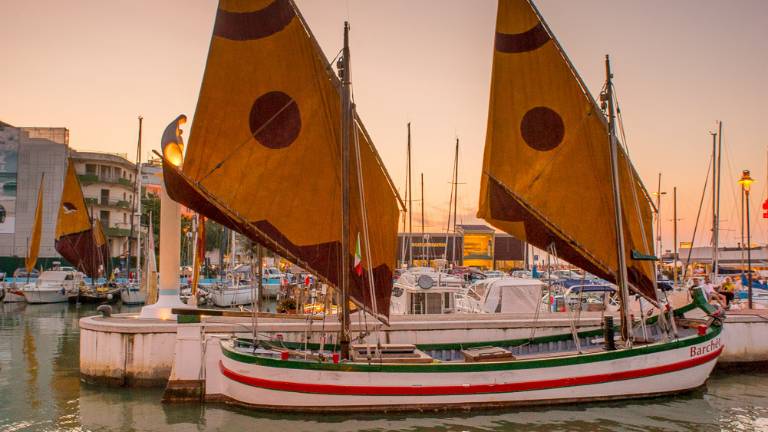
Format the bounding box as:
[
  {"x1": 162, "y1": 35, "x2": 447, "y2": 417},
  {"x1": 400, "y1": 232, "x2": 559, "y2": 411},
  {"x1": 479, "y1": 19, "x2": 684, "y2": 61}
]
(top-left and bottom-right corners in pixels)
[
  {"x1": 604, "y1": 55, "x2": 632, "y2": 345},
  {"x1": 673, "y1": 186, "x2": 678, "y2": 288},
  {"x1": 407, "y1": 123, "x2": 413, "y2": 267},
  {"x1": 713, "y1": 121, "x2": 722, "y2": 280},
  {"x1": 421, "y1": 172, "x2": 425, "y2": 265},
  {"x1": 135, "y1": 116, "x2": 143, "y2": 286},
  {"x1": 339, "y1": 21, "x2": 352, "y2": 360},
  {"x1": 452, "y1": 138, "x2": 459, "y2": 265}
]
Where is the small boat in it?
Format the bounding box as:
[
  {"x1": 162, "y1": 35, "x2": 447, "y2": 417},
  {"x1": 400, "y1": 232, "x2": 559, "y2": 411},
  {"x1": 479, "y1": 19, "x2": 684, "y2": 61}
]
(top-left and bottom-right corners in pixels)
[
  {"x1": 209, "y1": 277, "x2": 256, "y2": 307},
  {"x1": 120, "y1": 283, "x2": 147, "y2": 305},
  {"x1": 390, "y1": 267, "x2": 471, "y2": 315},
  {"x1": 54, "y1": 159, "x2": 113, "y2": 300},
  {"x1": 79, "y1": 283, "x2": 121, "y2": 304},
  {"x1": 21, "y1": 269, "x2": 82, "y2": 304}
]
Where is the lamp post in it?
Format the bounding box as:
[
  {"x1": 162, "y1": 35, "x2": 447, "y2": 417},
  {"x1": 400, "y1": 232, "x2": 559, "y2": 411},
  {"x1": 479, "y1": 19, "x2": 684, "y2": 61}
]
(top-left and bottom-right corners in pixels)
[
  {"x1": 738, "y1": 169, "x2": 755, "y2": 309},
  {"x1": 140, "y1": 115, "x2": 190, "y2": 319}
]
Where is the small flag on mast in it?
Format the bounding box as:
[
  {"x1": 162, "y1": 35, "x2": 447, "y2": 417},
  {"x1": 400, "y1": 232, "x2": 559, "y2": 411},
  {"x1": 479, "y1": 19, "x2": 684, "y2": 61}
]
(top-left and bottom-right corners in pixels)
[{"x1": 354, "y1": 233, "x2": 363, "y2": 276}]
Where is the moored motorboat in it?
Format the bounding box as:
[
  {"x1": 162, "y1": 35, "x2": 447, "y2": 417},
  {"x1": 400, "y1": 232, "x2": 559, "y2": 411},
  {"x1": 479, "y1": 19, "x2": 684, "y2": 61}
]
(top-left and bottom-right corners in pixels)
[{"x1": 21, "y1": 270, "x2": 81, "y2": 304}]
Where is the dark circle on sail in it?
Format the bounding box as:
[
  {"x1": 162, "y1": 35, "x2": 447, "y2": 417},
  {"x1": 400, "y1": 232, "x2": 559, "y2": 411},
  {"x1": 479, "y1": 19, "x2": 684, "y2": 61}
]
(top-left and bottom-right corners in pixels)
[
  {"x1": 213, "y1": 0, "x2": 295, "y2": 41},
  {"x1": 520, "y1": 107, "x2": 564, "y2": 151},
  {"x1": 249, "y1": 91, "x2": 301, "y2": 149},
  {"x1": 495, "y1": 23, "x2": 551, "y2": 53}
]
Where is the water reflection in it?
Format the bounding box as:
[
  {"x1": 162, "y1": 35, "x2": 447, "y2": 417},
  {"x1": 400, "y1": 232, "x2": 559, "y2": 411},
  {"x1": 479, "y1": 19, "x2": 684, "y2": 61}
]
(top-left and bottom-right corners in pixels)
[{"x1": 1, "y1": 301, "x2": 767, "y2": 431}]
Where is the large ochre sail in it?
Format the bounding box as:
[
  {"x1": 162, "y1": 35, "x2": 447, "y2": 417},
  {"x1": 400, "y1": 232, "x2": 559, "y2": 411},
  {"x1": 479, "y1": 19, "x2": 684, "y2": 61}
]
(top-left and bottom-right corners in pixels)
[
  {"x1": 55, "y1": 160, "x2": 110, "y2": 278},
  {"x1": 25, "y1": 175, "x2": 44, "y2": 273},
  {"x1": 477, "y1": 0, "x2": 657, "y2": 300},
  {"x1": 162, "y1": 0, "x2": 400, "y2": 320}
]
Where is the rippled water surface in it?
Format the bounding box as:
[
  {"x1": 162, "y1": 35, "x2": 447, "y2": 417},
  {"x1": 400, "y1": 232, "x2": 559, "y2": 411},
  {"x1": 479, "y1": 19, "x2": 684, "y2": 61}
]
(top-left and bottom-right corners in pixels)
[{"x1": 2, "y1": 302, "x2": 768, "y2": 431}]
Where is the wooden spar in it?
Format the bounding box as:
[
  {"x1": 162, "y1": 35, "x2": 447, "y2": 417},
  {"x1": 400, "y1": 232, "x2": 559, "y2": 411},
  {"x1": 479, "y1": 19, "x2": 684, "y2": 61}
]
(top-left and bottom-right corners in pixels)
[
  {"x1": 339, "y1": 21, "x2": 352, "y2": 360},
  {"x1": 604, "y1": 55, "x2": 632, "y2": 345},
  {"x1": 136, "y1": 116, "x2": 143, "y2": 288}
]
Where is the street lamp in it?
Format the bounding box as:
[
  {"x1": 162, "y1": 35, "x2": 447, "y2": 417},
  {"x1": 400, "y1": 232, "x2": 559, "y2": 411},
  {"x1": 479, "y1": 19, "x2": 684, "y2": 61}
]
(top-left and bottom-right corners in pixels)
[{"x1": 738, "y1": 169, "x2": 755, "y2": 309}]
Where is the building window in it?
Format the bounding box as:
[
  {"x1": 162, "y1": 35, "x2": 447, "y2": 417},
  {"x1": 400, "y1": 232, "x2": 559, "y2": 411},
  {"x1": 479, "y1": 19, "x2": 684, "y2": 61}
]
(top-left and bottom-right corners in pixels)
[
  {"x1": 100, "y1": 210, "x2": 110, "y2": 227},
  {"x1": 85, "y1": 164, "x2": 96, "y2": 174},
  {"x1": 123, "y1": 213, "x2": 127, "y2": 223},
  {"x1": 100, "y1": 189, "x2": 109, "y2": 205}
]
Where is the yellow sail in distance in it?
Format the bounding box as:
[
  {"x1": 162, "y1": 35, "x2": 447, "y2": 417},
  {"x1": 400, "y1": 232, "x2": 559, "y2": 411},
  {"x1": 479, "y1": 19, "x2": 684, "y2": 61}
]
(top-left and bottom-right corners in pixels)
[
  {"x1": 478, "y1": 0, "x2": 657, "y2": 300},
  {"x1": 162, "y1": 0, "x2": 401, "y2": 319},
  {"x1": 25, "y1": 174, "x2": 44, "y2": 273},
  {"x1": 55, "y1": 160, "x2": 110, "y2": 278}
]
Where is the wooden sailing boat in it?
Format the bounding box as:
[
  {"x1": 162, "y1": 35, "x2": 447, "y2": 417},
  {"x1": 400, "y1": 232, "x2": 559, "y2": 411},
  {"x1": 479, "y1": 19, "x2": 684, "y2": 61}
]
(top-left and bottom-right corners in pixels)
[
  {"x1": 54, "y1": 159, "x2": 115, "y2": 303},
  {"x1": 121, "y1": 116, "x2": 148, "y2": 305},
  {"x1": 162, "y1": 0, "x2": 723, "y2": 412}
]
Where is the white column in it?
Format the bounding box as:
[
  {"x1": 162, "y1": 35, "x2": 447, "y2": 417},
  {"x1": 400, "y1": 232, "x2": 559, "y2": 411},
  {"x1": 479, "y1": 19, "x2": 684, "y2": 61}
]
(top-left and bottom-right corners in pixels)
[{"x1": 140, "y1": 180, "x2": 188, "y2": 319}]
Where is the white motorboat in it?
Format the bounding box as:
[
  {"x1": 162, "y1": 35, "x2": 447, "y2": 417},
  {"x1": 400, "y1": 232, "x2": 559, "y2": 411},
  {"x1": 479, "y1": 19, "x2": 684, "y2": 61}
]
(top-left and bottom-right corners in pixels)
[{"x1": 20, "y1": 270, "x2": 82, "y2": 304}]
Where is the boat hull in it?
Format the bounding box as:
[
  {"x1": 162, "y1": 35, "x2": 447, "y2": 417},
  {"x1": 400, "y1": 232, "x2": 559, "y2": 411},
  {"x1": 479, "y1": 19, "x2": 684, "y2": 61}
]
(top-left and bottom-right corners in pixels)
[
  {"x1": 211, "y1": 286, "x2": 254, "y2": 307},
  {"x1": 214, "y1": 328, "x2": 722, "y2": 412},
  {"x1": 22, "y1": 287, "x2": 78, "y2": 304},
  {"x1": 120, "y1": 287, "x2": 147, "y2": 305},
  {"x1": 3, "y1": 288, "x2": 26, "y2": 303}
]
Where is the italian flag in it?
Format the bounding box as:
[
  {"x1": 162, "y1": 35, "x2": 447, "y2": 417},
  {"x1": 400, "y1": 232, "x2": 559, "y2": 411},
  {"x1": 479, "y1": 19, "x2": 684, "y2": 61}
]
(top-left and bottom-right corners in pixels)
[{"x1": 354, "y1": 233, "x2": 363, "y2": 276}]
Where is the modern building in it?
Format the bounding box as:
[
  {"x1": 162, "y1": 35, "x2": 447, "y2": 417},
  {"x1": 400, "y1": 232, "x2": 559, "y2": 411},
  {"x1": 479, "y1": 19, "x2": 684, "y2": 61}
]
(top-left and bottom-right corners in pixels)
[
  {"x1": 0, "y1": 121, "x2": 70, "y2": 273},
  {"x1": 70, "y1": 150, "x2": 139, "y2": 260},
  {"x1": 397, "y1": 224, "x2": 525, "y2": 270}
]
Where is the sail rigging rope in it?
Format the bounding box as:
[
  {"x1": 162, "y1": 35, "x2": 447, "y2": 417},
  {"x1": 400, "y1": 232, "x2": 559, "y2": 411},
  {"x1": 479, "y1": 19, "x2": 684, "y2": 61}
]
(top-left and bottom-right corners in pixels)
[
  {"x1": 612, "y1": 84, "x2": 657, "y2": 298},
  {"x1": 682, "y1": 154, "x2": 714, "y2": 285},
  {"x1": 352, "y1": 113, "x2": 382, "y2": 349}
]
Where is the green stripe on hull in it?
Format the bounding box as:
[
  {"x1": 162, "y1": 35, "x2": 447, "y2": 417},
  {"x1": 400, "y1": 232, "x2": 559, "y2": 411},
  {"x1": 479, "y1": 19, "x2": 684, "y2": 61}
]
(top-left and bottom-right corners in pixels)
[{"x1": 222, "y1": 324, "x2": 722, "y2": 373}]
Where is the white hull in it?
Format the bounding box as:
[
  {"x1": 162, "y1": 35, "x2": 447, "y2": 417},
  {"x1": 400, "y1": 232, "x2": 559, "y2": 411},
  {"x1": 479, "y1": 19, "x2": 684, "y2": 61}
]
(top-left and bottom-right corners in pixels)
[
  {"x1": 211, "y1": 286, "x2": 255, "y2": 307},
  {"x1": 3, "y1": 288, "x2": 27, "y2": 303},
  {"x1": 121, "y1": 287, "x2": 147, "y2": 305},
  {"x1": 213, "y1": 329, "x2": 722, "y2": 411},
  {"x1": 22, "y1": 286, "x2": 78, "y2": 304}
]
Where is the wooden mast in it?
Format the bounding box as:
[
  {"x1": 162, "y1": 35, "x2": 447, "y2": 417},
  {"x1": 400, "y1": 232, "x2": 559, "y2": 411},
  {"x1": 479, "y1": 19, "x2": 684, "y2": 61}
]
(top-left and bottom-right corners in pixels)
[
  {"x1": 604, "y1": 55, "x2": 632, "y2": 345},
  {"x1": 339, "y1": 21, "x2": 352, "y2": 359},
  {"x1": 451, "y1": 138, "x2": 459, "y2": 265}
]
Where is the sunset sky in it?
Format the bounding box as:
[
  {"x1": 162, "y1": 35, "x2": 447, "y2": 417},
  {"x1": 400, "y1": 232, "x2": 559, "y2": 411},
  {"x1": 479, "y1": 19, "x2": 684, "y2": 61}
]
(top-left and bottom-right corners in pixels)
[{"x1": 1, "y1": 0, "x2": 766, "y2": 251}]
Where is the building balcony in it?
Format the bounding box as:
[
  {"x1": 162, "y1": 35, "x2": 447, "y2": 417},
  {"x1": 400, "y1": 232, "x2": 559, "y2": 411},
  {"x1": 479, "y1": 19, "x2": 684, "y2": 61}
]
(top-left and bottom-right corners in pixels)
[
  {"x1": 104, "y1": 226, "x2": 133, "y2": 238},
  {"x1": 78, "y1": 174, "x2": 135, "y2": 189},
  {"x1": 85, "y1": 197, "x2": 132, "y2": 210}
]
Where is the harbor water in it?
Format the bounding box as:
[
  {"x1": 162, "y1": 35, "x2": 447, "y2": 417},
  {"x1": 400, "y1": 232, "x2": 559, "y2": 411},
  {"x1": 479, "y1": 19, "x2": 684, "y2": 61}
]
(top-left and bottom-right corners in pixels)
[{"x1": 2, "y1": 302, "x2": 768, "y2": 431}]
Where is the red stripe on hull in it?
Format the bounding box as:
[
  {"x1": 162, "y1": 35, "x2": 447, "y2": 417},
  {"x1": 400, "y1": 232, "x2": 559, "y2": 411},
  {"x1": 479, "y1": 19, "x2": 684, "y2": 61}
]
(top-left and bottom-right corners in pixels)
[{"x1": 220, "y1": 346, "x2": 723, "y2": 396}]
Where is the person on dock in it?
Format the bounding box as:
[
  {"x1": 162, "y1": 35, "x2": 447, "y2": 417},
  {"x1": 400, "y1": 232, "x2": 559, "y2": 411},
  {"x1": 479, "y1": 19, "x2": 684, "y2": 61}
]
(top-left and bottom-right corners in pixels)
[
  {"x1": 718, "y1": 276, "x2": 735, "y2": 308},
  {"x1": 694, "y1": 276, "x2": 726, "y2": 308}
]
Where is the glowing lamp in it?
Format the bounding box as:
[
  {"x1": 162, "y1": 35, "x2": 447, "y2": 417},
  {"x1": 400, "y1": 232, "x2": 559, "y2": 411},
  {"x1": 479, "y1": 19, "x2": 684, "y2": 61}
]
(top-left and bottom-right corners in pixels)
[
  {"x1": 161, "y1": 114, "x2": 187, "y2": 167},
  {"x1": 738, "y1": 170, "x2": 754, "y2": 192}
]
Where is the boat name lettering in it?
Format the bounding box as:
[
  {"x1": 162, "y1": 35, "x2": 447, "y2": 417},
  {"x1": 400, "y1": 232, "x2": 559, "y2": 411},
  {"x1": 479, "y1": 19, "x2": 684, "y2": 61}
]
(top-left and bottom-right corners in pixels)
[{"x1": 690, "y1": 338, "x2": 721, "y2": 358}]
